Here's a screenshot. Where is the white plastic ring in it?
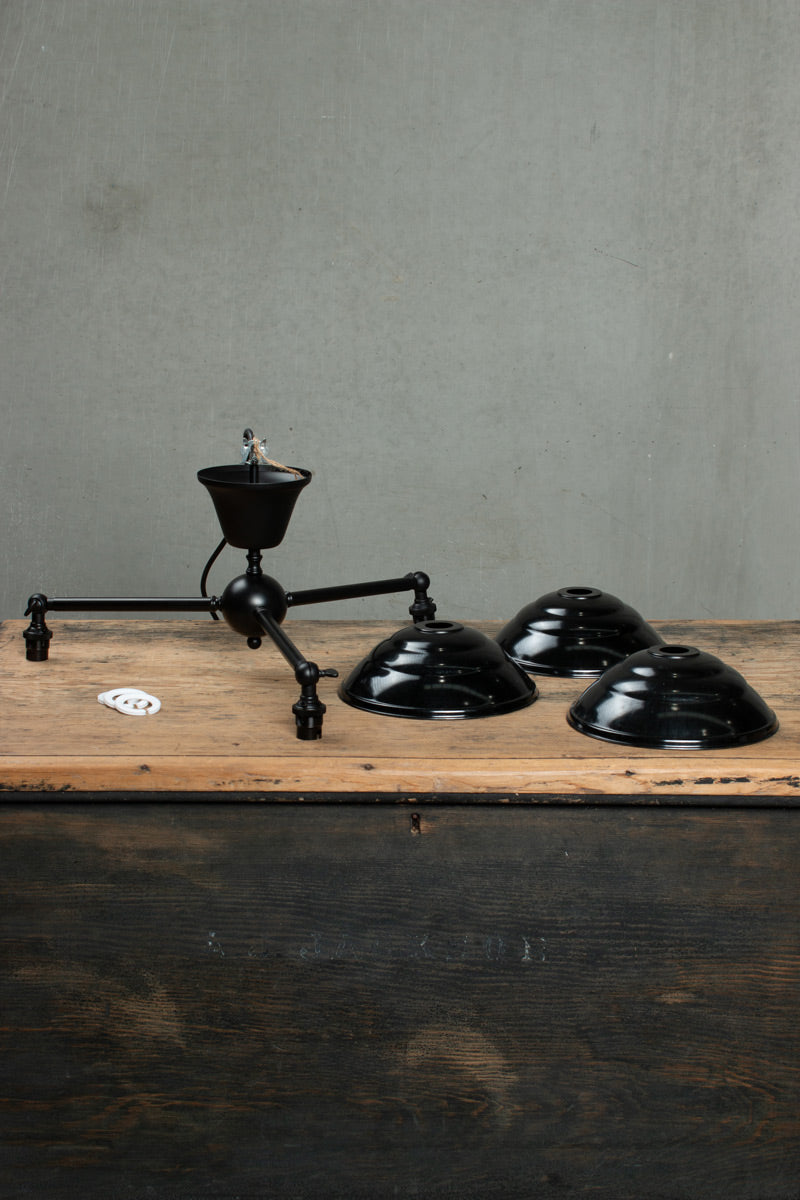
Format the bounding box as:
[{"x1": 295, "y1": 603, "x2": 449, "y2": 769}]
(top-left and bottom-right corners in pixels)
[{"x1": 98, "y1": 687, "x2": 161, "y2": 716}]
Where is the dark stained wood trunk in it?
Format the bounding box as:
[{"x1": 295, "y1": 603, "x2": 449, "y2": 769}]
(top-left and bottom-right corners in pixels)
[{"x1": 3, "y1": 800, "x2": 800, "y2": 1199}]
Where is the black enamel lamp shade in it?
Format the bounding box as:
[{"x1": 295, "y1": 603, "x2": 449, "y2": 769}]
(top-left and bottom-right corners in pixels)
[
  {"x1": 340, "y1": 619, "x2": 538, "y2": 720},
  {"x1": 496, "y1": 586, "x2": 662, "y2": 678},
  {"x1": 567, "y1": 643, "x2": 778, "y2": 750}
]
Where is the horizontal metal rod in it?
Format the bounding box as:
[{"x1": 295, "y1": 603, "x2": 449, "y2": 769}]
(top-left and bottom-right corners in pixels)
[
  {"x1": 285, "y1": 575, "x2": 417, "y2": 609},
  {"x1": 44, "y1": 597, "x2": 219, "y2": 613}
]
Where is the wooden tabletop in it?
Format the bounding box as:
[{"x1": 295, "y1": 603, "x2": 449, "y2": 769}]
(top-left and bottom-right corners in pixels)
[{"x1": 0, "y1": 617, "x2": 798, "y2": 799}]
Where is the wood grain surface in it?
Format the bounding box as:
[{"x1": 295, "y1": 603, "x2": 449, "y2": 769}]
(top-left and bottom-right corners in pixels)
[
  {"x1": 1, "y1": 617, "x2": 798, "y2": 797},
  {"x1": 2, "y1": 801, "x2": 800, "y2": 1199}
]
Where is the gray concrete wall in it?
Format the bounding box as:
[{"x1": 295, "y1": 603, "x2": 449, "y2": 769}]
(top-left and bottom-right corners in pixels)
[{"x1": 2, "y1": 0, "x2": 799, "y2": 624}]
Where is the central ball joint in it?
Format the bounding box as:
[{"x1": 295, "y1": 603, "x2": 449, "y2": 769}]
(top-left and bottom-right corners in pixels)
[{"x1": 219, "y1": 570, "x2": 288, "y2": 639}]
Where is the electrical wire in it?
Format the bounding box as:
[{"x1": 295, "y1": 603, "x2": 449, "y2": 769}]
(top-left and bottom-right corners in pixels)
[{"x1": 200, "y1": 537, "x2": 227, "y2": 620}]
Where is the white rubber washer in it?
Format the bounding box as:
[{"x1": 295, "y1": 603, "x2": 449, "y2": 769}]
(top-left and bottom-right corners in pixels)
[{"x1": 98, "y1": 687, "x2": 161, "y2": 716}]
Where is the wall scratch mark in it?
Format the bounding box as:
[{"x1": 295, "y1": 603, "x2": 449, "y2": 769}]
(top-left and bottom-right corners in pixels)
[{"x1": 593, "y1": 247, "x2": 642, "y2": 269}]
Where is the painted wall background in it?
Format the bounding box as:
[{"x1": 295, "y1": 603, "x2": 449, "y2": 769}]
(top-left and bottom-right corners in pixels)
[{"x1": 2, "y1": 0, "x2": 799, "y2": 624}]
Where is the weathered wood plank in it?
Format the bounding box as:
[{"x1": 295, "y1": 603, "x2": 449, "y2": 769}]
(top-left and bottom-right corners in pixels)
[
  {"x1": 2, "y1": 802, "x2": 799, "y2": 1198},
  {"x1": 1, "y1": 619, "x2": 798, "y2": 796},
  {"x1": 2, "y1": 753, "x2": 800, "y2": 798}
]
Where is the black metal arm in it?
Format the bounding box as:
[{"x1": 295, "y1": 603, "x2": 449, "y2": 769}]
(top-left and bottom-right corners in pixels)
[
  {"x1": 252, "y1": 607, "x2": 338, "y2": 741},
  {"x1": 23, "y1": 566, "x2": 435, "y2": 741},
  {"x1": 23, "y1": 593, "x2": 220, "y2": 662},
  {"x1": 286, "y1": 570, "x2": 436, "y2": 622}
]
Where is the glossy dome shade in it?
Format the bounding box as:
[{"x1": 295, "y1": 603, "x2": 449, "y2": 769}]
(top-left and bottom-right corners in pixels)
[
  {"x1": 198, "y1": 463, "x2": 311, "y2": 549},
  {"x1": 496, "y1": 586, "x2": 662, "y2": 677},
  {"x1": 567, "y1": 644, "x2": 778, "y2": 750},
  {"x1": 340, "y1": 620, "x2": 538, "y2": 720}
]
